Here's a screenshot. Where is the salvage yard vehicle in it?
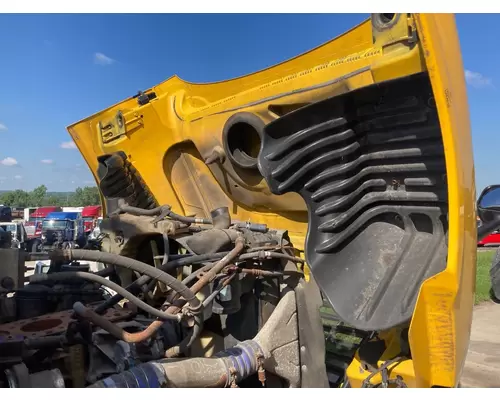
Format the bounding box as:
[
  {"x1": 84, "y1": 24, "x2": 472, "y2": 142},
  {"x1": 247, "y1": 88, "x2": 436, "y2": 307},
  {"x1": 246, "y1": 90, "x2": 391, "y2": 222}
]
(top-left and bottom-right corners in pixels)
[
  {"x1": 0, "y1": 222, "x2": 28, "y2": 250},
  {"x1": 24, "y1": 206, "x2": 62, "y2": 250},
  {"x1": 81, "y1": 205, "x2": 102, "y2": 236},
  {"x1": 40, "y1": 211, "x2": 86, "y2": 251},
  {"x1": 478, "y1": 186, "x2": 500, "y2": 301},
  {"x1": 477, "y1": 215, "x2": 500, "y2": 246},
  {"x1": 0, "y1": 206, "x2": 12, "y2": 223},
  {"x1": 0, "y1": 13, "x2": 487, "y2": 388}
]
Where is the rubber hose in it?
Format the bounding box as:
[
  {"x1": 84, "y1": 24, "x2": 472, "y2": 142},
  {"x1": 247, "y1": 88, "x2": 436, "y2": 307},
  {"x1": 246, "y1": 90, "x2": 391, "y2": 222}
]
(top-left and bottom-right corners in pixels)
[
  {"x1": 84, "y1": 237, "x2": 245, "y2": 346},
  {"x1": 201, "y1": 274, "x2": 236, "y2": 308},
  {"x1": 30, "y1": 271, "x2": 181, "y2": 321},
  {"x1": 117, "y1": 202, "x2": 211, "y2": 225},
  {"x1": 96, "y1": 248, "x2": 296, "y2": 315},
  {"x1": 87, "y1": 340, "x2": 264, "y2": 388},
  {"x1": 94, "y1": 252, "x2": 229, "y2": 314},
  {"x1": 93, "y1": 248, "x2": 296, "y2": 314},
  {"x1": 161, "y1": 233, "x2": 170, "y2": 265},
  {"x1": 116, "y1": 202, "x2": 164, "y2": 216},
  {"x1": 238, "y1": 251, "x2": 304, "y2": 264},
  {"x1": 164, "y1": 251, "x2": 229, "y2": 271},
  {"x1": 164, "y1": 312, "x2": 203, "y2": 358},
  {"x1": 166, "y1": 210, "x2": 211, "y2": 225},
  {"x1": 163, "y1": 237, "x2": 245, "y2": 357},
  {"x1": 93, "y1": 266, "x2": 115, "y2": 277},
  {"x1": 49, "y1": 249, "x2": 201, "y2": 312}
]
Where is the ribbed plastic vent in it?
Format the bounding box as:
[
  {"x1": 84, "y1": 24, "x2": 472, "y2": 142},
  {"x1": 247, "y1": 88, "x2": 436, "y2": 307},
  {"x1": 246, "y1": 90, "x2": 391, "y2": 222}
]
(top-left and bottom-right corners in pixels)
[
  {"x1": 96, "y1": 151, "x2": 158, "y2": 214},
  {"x1": 258, "y1": 73, "x2": 448, "y2": 331}
]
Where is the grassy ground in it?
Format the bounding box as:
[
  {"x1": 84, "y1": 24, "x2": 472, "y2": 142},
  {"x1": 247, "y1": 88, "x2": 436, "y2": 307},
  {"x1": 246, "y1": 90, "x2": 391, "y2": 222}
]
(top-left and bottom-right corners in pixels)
[{"x1": 476, "y1": 249, "x2": 496, "y2": 304}]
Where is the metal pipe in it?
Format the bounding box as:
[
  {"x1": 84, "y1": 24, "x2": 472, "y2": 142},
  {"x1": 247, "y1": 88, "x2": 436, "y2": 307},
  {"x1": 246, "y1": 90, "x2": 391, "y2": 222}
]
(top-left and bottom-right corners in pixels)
[
  {"x1": 163, "y1": 237, "x2": 245, "y2": 357},
  {"x1": 87, "y1": 290, "x2": 298, "y2": 388},
  {"x1": 95, "y1": 251, "x2": 230, "y2": 314},
  {"x1": 238, "y1": 251, "x2": 304, "y2": 264},
  {"x1": 49, "y1": 248, "x2": 200, "y2": 312},
  {"x1": 31, "y1": 272, "x2": 180, "y2": 321},
  {"x1": 76, "y1": 237, "x2": 245, "y2": 346}
]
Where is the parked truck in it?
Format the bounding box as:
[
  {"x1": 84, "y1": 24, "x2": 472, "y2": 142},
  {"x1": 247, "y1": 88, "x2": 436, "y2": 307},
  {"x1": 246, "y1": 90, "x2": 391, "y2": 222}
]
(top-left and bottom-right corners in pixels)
[
  {"x1": 23, "y1": 207, "x2": 37, "y2": 222},
  {"x1": 24, "y1": 206, "x2": 62, "y2": 246},
  {"x1": 40, "y1": 211, "x2": 86, "y2": 251},
  {"x1": 81, "y1": 205, "x2": 102, "y2": 236},
  {"x1": 62, "y1": 207, "x2": 83, "y2": 213},
  {"x1": 0, "y1": 206, "x2": 12, "y2": 223},
  {"x1": 10, "y1": 207, "x2": 24, "y2": 221},
  {"x1": 0, "y1": 221, "x2": 37, "y2": 251}
]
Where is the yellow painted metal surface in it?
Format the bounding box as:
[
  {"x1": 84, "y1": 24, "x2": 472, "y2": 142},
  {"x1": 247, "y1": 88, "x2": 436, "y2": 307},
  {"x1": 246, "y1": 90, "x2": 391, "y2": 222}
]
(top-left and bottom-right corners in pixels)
[
  {"x1": 408, "y1": 13, "x2": 476, "y2": 388},
  {"x1": 67, "y1": 14, "x2": 423, "y2": 252},
  {"x1": 347, "y1": 329, "x2": 417, "y2": 388},
  {"x1": 67, "y1": 13, "x2": 475, "y2": 387}
]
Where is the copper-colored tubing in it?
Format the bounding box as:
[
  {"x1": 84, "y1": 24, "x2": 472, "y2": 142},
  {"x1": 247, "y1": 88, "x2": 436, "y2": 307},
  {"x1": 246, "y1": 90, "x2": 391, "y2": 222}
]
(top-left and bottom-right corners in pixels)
[{"x1": 74, "y1": 237, "x2": 246, "y2": 345}]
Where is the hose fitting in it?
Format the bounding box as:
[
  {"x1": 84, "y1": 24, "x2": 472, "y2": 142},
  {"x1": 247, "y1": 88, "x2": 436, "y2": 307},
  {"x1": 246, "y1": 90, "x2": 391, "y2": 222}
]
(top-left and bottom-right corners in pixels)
[{"x1": 87, "y1": 340, "x2": 264, "y2": 388}]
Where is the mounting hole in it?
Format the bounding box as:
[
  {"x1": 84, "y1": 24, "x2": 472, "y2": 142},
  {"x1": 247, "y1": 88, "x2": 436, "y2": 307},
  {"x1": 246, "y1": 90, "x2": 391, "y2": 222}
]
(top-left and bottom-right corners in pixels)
[
  {"x1": 380, "y1": 13, "x2": 395, "y2": 24},
  {"x1": 223, "y1": 112, "x2": 264, "y2": 170},
  {"x1": 20, "y1": 318, "x2": 62, "y2": 333},
  {"x1": 372, "y1": 13, "x2": 399, "y2": 30}
]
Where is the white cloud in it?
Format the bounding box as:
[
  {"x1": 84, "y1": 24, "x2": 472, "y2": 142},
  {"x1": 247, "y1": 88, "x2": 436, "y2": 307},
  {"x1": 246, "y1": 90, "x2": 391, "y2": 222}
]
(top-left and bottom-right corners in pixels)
[
  {"x1": 465, "y1": 69, "x2": 493, "y2": 89},
  {"x1": 60, "y1": 141, "x2": 77, "y2": 149},
  {"x1": 41, "y1": 159, "x2": 54, "y2": 164},
  {"x1": 14, "y1": 175, "x2": 22, "y2": 180},
  {"x1": 0, "y1": 157, "x2": 18, "y2": 166},
  {"x1": 94, "y1": 52, "x2": 115, "y2": 66},
  {"x1": 0, "y1": 123, "x2": 7, "y2": 131}
]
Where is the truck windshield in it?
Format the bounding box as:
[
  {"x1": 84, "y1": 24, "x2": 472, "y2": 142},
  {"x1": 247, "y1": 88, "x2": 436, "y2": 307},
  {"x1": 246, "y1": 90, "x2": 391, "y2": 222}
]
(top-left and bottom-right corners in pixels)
[
  {"x1": 0, "y1": 224, "x2": 16, "y2": 232},
  {"x1": 42, "y1": 220, "x2": 67, "y2": 230}
]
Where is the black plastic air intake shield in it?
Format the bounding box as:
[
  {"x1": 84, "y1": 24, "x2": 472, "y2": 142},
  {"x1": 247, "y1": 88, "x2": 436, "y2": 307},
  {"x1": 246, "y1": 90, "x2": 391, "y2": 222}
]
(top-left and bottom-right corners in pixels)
[
  {"x1": 96, "y1": 151, "x2": 158, "y2": 214},
  {"x1": 258, "y1": 73, "x2": 448, "y2": 331}
]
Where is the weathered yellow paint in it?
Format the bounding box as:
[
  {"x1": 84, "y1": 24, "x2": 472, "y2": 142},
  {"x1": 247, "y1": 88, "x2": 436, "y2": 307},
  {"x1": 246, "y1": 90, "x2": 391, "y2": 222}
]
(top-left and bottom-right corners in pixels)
[
  {"x1": 408, "y1": 13, "x2": 476, "y2": 388},
  {"x1": 67, "y1": 14, "x2": 475, "y2": 387},
  {"x1": 67, "y1": 15, "x2": 422, "y2": 248},
  {"x1": 347, "y1": 329, "x2": 417, "y2": 388}
]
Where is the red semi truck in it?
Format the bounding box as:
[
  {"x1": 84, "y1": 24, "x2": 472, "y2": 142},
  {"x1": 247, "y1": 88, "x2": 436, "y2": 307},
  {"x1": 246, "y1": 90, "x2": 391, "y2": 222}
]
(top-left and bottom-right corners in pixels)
[{"x1": 81, "y1": 205, "x2": 102, "y2": 236}]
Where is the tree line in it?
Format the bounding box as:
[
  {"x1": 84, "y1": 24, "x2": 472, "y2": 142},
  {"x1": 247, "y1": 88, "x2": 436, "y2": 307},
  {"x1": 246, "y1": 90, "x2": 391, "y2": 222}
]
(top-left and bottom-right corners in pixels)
[{"x1": 0, "y1": 185, "x2": 101, "y2": 208}]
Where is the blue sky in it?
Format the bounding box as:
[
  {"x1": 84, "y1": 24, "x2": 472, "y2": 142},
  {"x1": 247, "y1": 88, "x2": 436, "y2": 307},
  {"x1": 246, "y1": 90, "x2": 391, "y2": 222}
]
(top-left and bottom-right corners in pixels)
[{"x1": 0, "y1": 13, "x2": 497, "y2": 194}]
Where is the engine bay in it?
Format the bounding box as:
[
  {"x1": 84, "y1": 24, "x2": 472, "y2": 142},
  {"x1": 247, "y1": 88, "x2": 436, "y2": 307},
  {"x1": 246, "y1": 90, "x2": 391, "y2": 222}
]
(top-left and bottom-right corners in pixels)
[{"x1": 0, "y1": 205, "x2": 328, "y2": 388}]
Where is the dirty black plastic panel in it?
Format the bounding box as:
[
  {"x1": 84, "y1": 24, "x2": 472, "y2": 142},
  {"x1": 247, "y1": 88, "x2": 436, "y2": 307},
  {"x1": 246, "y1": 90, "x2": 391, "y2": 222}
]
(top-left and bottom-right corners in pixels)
[
  {"x1": 258, "y1": 72, "x2": 448, "y2": 331},
  {"x1": 97, "y1": 151, "x2": 158, "y2": 214}
]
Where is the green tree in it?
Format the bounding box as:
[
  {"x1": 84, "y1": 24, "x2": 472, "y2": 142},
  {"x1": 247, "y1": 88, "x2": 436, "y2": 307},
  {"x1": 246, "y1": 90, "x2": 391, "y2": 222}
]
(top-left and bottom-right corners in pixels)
[
  {"x1": 29, "y1": 185, "x2": 48, "y2": 207},
  {"x1": 42, "y1": 195, "x2": 61, "y2": 207},
  {"x1": 69, "y1": 186, "x2": 100, "y2": 206},
  {"x1": 0, "y1": 189, "x2": 30, "y2": 207},
  {"x1": 0, "y1": 185, "x2": 100, "y2": 208}
]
